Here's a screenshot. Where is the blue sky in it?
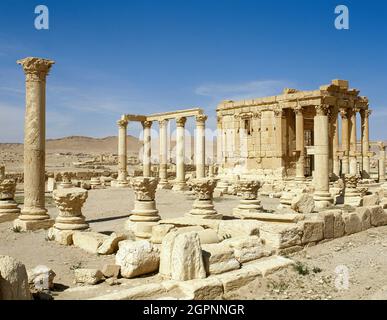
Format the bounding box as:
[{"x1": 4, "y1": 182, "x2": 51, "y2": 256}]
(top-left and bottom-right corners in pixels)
[{"x1": 0, "y1": 0, "x2": 386, "y2": 142}]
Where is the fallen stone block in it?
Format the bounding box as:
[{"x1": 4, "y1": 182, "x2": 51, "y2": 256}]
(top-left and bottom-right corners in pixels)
[
  {"x1": 115, "y1": 240, "x2": 160, "y2": 279},
  {"x1": 259, "y1": 223, "x2": 302, "y2": 249},
  {"x1": 369, "y1": 205, "x2": 387, "y2": 227},
  {"x1": 97, "y1": 232, "x2": 131, "y2": 255},
  {"x1": 89, "y1": 283, "x2": 165, "y2": 300},
  {"x1": 178, "y1": 277, "x2": 224, "y2": 300},
  {"x1": 216, "y1": 267, "x2": 262, "y2": 293},
  {"x1": 202, "y1": 243, "x2": 240, "y2": 275},
  {"x1": 318, "y1": 211, "x2": 334, "y2": 239},
  {"x1": 217, "y1": 220, "x2": 261, "y2": 239},
  {"x1": 198, "y1": 229, "x2": 220, "y2": 244},
  {"x1": 74, "y1": 268, "x2": 103, "y2": 285},
  {"x1": 223, "y1": 236, "x2": 272, "y2": 263},
  {"x1": 243, "y1": 256, "x2": 294, "y2": 277},
  {"x1": 362, "y1": 194, "x2": 380, "y2": 207},
  {"x1": 47, "y1": 227, "x2": 74, "y2": 245},
  {"x1": 72, "y1": 231, "x2": 109, "y2": 254},
  {"x1": 0, "y1": 255, "x2": 32, "y2": 300},
  {"x1": 27, "y1": 265, "x2": 56, "y2": 291},
  {"x1": 291, "y1": 193, "x2": 315, "y2": 214},
  {"x1": 150, "y1": 224, "x2": 175, "y2": 244}
]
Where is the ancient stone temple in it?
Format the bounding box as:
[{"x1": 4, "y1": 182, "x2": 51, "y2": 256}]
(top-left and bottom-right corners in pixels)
[{"x1": 216, "y1": 80, "x2": 371, "y2": 184}]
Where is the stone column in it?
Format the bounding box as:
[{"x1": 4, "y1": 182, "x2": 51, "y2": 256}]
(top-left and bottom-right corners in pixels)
[
  {"x1": 340, "y1": 108, "x2": 350, "y2": 175},
  {"x1": 187, "y1": 178, "x2": 221, "y2": 219},
  {"x1": 378, "y1": 142, "x2": 386, "y2": 182},
  {"x1": 349, "y1": 108, "x2": 358, "y2": 175},
  {"x1": 142, "y1": 120, "x2": 152, "y2": 177},
  {"x1": 0, "y1": 179, "x2": 21, "y2": 223},
  {"x1": 216, "y1": 117, "x2": 223, "y2": 165},
  {"x1": 361, "y1": 109, "x2": 371, "y2": 178},
  {"x1": 274, "y1": 108, "x2": 284, "y2": 169},
  {"x1": 172, "y1": 117, "x2": 188, "y2": 191},
  {"x1": 14, "y1": 57, "x2": 55, "y2": 231},
  {"x1": 116, "y1": 116, "x2": 129, "y2": 187},
  {"x1": 295, "y1": 106, "x2": 305, "y2": 181},
  {"x1": 332, "y1": 111, "x2": 340, "y2": 177},
  {"x1": 195, "y1": 115, "x2": 207, "y2": 179},
  {"x1": 313, "y1": 105, "x2": 333, "y2": 209},
  {"x1": 233, "y1": 180, "x2": 262, "y2": 218},
  {"x1": 51, "y1": 187, "x2": 89, "y2": 230},
  {"x1": 125, "y1": 177, "x2": 160, "y2": 239},
  {"x1": 343, "y1": 174, "x2": 362, "y2": 207},
  {"x1": 158, "y1": 119, "x2": 171, "y2": 189}
]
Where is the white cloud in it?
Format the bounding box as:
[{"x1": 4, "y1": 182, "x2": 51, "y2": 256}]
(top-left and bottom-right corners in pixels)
[{"x1": 195, "y1": 79, "x2": 292, "y2": 101}]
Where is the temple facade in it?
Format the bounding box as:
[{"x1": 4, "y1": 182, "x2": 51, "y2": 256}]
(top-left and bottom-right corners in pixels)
[{"x1": 216, "y1": 80, "x2": 371, "y2": 183}]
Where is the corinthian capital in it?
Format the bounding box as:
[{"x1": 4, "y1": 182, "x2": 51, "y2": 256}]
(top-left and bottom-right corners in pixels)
[
  {"x1": 141, "y1": 120, "x2": 152, "y2": 129},
  {"x1": 176, "y1": 117, "x2": 187, "y2": 127},
  {"x1": 117, "y1": 119, "x2": 128, "y2": 128},
  {"x1": 196, "y1": 114, "x2": 208, "y2": 124},
  {"x1": 339, "y1": 108, "x2": 348, "y2": 119},
  {"x1": 315, "y1": 104, "x2": 330, "y2": 116},
  {"x1": 17, "y1": 57, "x2": 55, "y2": 82}
]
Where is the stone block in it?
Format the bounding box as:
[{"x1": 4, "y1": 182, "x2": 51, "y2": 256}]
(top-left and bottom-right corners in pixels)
[
  {"x1": 74, "y1": 268, "x2": 103, "y2": 285},
  {"x1": 355, "y1": 207, "x2": 371, "y2": 231},
  {"x1": 150, "y1": 224, "x2": 175, "y2": 244},
  {"x1": 115, "y1": 240, "x2": 160, "y2": 279},
  {"x1": 202, "y1": 243, "x2": 240, "y2": 275},
  {"x1": 343, "y1": 212, "x2": 362, "y2": 235},
  {"x1": 243, "y1": 256, "x2": 294, "y2": 277},
  {"x1": 47, "y1": 227, "x2": 74, "y2": 245},
  {"x1": 259, "y1": 223, "x2": 302, "y2": 249},
  {"x1": 291, "y1": 194, "x2": 315, "y2": 214},
  {"x1": 318, "y1": 211, "x2": 334, "y2": 239},
  {"x1": 101, "y1": 264, "x2": 120, "y2": 278},
  {"x1": 97, "y1": 232, "x2": 131, "y2": 255},
  {"x1": 333, "y1": 210, "x2": 345, "y2": 238},
  {"x1": 218, "y1": 220, "x2": 261, "y2": 239},
  {"x1": 369, "y1": 205, "x2": 387, "y2": 227},
  {"x1": 216, "y1": 267, "x2": 261, "y2": 293},
  {"x1": 223, "y1": 236, "x2": 271, "y2": 263},
  {"x1": 13, "y1": 219, "x2": 54, "y2": 232},
  {"x1": 300, "y1": 220, "x2": 324, "y2": 244},
  {"x1": 363, "y1": 194, "x2": 380, "y2": 207},
  {"x1": 198, "y1": 229, "x2": 220, "y2": 244},
  {"x1": 72, "y1": 231, "x2": 109, "y2": 254},
  {"x1": 178, "y1": 277, "x2": 224, "y2": 300}
]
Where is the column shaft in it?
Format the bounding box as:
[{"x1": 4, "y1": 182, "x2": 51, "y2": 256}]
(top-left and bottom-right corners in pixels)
[
  {"x1": 195, "y1": 115, "x2": 207, "y2": 178},
  {"x1": 349, "y1": 108, "x2": 358, "y2": 174},
  {"x1": 158, "y1": 120, "x2": 170, "y2": 188},
  {"x1": 142, "y1": 121, "x2": 152, "y2": 177},
  {"x1": 173, "y1": 117, "x2": 188, "y2": 191},
  {"x1": 379, "y1": 143, "x2": 386, "y2": 182},
  {"x1": 361, "y1": 109, "x2": 371, "y2": 177},
  {"x1": 340, "y1": 108, "x2": 350, "y2": 175},
  {"x1": 117, "y1": 117, "x2": 128, "y2": 183},
  {"x1": 295, "y1": 107, "x2": 305, "y2": 180},
  {"x1": 333, "y1": 113, "x2": 340, "y2": 177}
]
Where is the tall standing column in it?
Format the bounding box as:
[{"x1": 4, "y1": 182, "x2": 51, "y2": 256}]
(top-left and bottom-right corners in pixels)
[
  {"x1": 361, "y1": 109, "x2": 371, "y2": 178},
  {"x1": 158, "y1": 119, "x2": 171, "y2": 189},
  {"x1": 313, "y1": 105, "x2": 333, "y2": 209},
  {"x1": 173, "y1": 117, "x2": 188, "y2": 191},
  {"x1": 295, "y1": 106, "x2": 305, "y2": 181},
  {"x1": 332, "y1": 111, "x2": 340, "y2": 177},
  {"x1": 378, "y1": 142, "x2": 386, "y2": 182},
  {"x1": 116, "y1": 116, "x2": 129, "y2": 187},
  {"x1": 142, "y1": 120, "x2": 152, "y2": 177},
  {"x1": 195, "y1": 115, "x2": 207, "y2": 179},
  {"x1": 14, "y1": 57, "x2": 55, "y2": 231},
  {"x1": 274, "y1": 108, "x2": 284, "y2": 170},
  {"x1": 340, "y1": 108, "x2": 350, "y2": 175},
  {"x1": 216, "y1": 117, "x2": 223, "y2": 165},
  {"x1": 349, "y1": 108, "x2": 358, "y2": 175}
]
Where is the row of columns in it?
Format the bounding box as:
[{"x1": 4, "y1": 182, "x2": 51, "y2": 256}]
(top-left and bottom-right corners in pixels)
[
  {"x1": 294, "y1": 105, "x2": 372, "y2": 181},
  {"x1": 116, "y1": 114, "x2": 208, "y2": 190}
]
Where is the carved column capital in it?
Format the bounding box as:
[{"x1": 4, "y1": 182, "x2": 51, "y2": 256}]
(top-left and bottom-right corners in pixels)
[
  {"x1": 158, "y1": 119, "x2": 168, "y2": 128},
  {"x1": 339, "y1": 108, "x2": 349, "y2": 119},
  {"x1": 315, "y1": 104, "x2": 330, "y2": 116},
  {"x1": 273, "y1": 108, "x2": 283, "y2": 118},
  {"x1": 176, "y1": 117, "x2": 187, "y2": 127},
  {"x1": 131, "y1": 177, "x2": 158, "y2": 201},
  {"x1": 117, "y1": 119, "x2": 128, "y2": 128},
  {"x1": 141, "y1": 120, "x2": 153, "y2": 129},
  {"x1": 17, "y1": 57, "x2": 55, "y2": 82},
  {"x1": 196, "y1": 114, "x2": 208, "y2": 125},
  {"x1": 294, "y1": 105, "x2": 303, "y2": 115}
]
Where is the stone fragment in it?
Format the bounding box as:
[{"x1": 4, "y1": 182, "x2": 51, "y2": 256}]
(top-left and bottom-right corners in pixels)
[
  {"x1": 363, "y1": 194, "x2": 380, "y2": 207},
  {"x1": 0, "y1": 179, "x2": 20, "y2": 223},
  {"x1": 101, "y1": 264, "x2": 120, "y2": 278},
  {"x1": 178, "y1": 277, "x2": 224, "y2": 300},
  {"x1": 198, "y1": 229, "x2": 220, "y2": 244},
  {"x1": 318, "y1": 211, "x2": 335, "y2": 239},
  {"x1": 27, "y1": 265, "x2": 56, "y2": 291},
  {"x1": 97, "y1": 232, "x2": 130, "y2": 255},
  {"x1": 72, "y1": 231, "x2": 109, "y2": 254},
  {"x1": 291, "y1": 193, "x2": 315, "y2": 214},
  {"x1": 150, "y1": 224, "x2": 176, "y2": 244},
  {"x1": 202, "y1": 243, "x2": 240, "y2": 275},
  {"x1": 0, "y1": 255, "x2": 31, "y2": 300},
  {"x1": 369, "y1": 205, "x2": 387, "y2": 227},
  {"x1": 216, "y1": 267, "x2": 261, "y2": 293},
  {"x1": 333, "y1": 210, "x2": 345, "y2": 238},
  {"x1": 223, "y1": 236, "x2": 272, "y2": 263},
  {"x1": 47, "y1": 227, "x2": 74, "y2": 245},
  {"x1": 243, "y1": 256, "x2": 294, "y2": 277},
  {"x1": 217, "y1": 220, "x2": 261, "y2": 239},
  {"x1": 74, "y1": 269, "x2": 103, "y2": 285},
  {"x1": 115, "y1": 240, "x2": 159, "y2": 278}
]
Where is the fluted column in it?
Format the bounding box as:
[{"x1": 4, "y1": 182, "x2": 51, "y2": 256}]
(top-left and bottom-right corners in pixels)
[
  {"x1": 295, "y1": 106, "x2": 305, "y2": 180},
  {"x1": 378, "y1": 142, "x2": 386, "y2": 182},
  {"x1": 361, "y1": 109, "x2": 371, "y2": 178},
  {"x1": 116, "y1": 116, "x2": 129, "y2": 187},
  {"x1": 158, "y1": 119, "x2": 171, "y2": 189},
  {"x1": 349, "y1": 108, "x2": 358, "y2": 175},
  {"x1": 340, "y1": 108, "x2": 350, "y2": 175},
  {"x1": 142, "y1": 120, "x2": 152, "y2": 177},
  {"x1": 173, "y1": 117, "x2": 188, "y2": 191},
  {"x1": 15, "y1": 57, "x2": 55, "y2": 231},
  {"x1": 313, "y1": 104, "x2": 333, "y2": 209},
  {"x1": 195, "y1": 115, "x2": 207, "y2": 178}
]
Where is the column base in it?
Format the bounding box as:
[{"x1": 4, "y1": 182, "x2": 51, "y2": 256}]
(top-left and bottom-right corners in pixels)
[
  {"x1": 295, "y1": 176, "x2": 306, "y2": 182},
  {"x1": 344, "y1": 189, "x2": 363, "y2": 207},
  {"x1": 157, "y1": 180, "x2": 172, "y2": 190},
  {"x1": 233, "y1": 199, "x2": 263, "y2": 218},
  {"x1": 13, "y1": 218, "x2": 54, "y2": 231},
  {"x1": 125, "y1": 220, "x2": 159, "y2": 240},
  {"x1": 0, "y1": 200, "x2": 20, "y2": 223},
  {"x1": 126, "y1": 200, "x2": 161, "y2": 239},
  {"x1": 111, "y1": 180, "x2": 130, "y2": 188},
  {"x1": 186, "y1": 199, "x2": 222, "y2": 219},
  {"x1": 313, "y1": 192, "x2": 333, "y2": 209},
  {"x1": 54, "y1": 216, "x2": 89, "y2": 231},
  {"x1": 172, "y1": 182, "x2": 190, "y2": 192}
]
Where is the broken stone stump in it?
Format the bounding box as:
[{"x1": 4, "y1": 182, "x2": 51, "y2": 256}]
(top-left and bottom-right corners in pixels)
[
  {"x1": 291, "y1": 193, "x2": 315, "y2": 214},
  {"x1": 344, "y1": 174, "x2": 363, "y2": 207},
  {"x1": 52, "y1": 187, "x2": 89, "y2": 231},
  {"x1": 27, "y1": 265, "x2": 56, "y2": 291},
  {"x1": 72, "y1": 231, "x2": 109, "y2": 254},
  {"x1": 0, "y1": 179, "x2": 20, "y2": 223},
  {"x1": 125, "y1": 177, "x2": 161, "y2": 239},
  {"x1": 159, "y1": 231, "x2": 206, "y2": 281},
  {"x1": 74, "y1": 269, "x2": 103, "y2": 285},
  {"x1": 233, "y1": 180, "x2": 263, "y2": 218},
  {"x1": 368, "y1": 205, "x2": 387, "y2": 227},
  {"x1": 186, "y1": 178, "x2": 222, "y2": 219},
  {"x1": 115, "y1": 240, "x2": 160, "y2": 278}
]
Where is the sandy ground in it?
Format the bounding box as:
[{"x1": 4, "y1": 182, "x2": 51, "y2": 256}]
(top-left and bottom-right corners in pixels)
[{"x1": 1, "y1": 187, "x2": 387, "y2": 300}]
